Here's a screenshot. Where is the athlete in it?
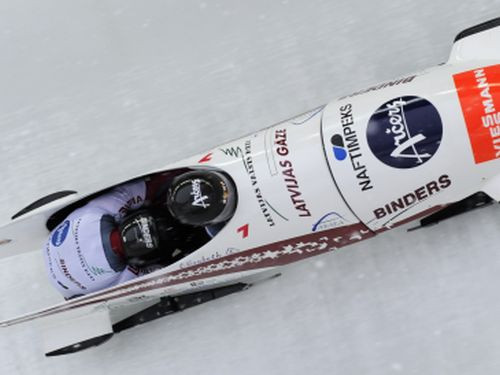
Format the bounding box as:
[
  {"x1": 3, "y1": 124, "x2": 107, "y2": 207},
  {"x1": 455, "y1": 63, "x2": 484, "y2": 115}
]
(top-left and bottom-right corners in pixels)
[{"x1": 43, "y1": 169, "x2": 236, "y2": 300}]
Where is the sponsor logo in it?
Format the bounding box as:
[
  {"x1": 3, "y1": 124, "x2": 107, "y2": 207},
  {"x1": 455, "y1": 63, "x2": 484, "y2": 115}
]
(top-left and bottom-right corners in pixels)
[
  {"x1": 58, "y1": 258, "x2": 87, "y2": 290},
  {"x1": 339, "y1": 75, "x2": 416, "y2": 100},
  {"x1": 118, "y1": 195, "x2": 144, "y2": 216},
  {"x1": 453, "y1": 65, "x2": 500, "y2": 164},
  {"x1": 237, "y1": 224, "x2": 249, "y2": 238},
  {"x1": 73, "y1": 218, "x2": 96, "y2": 282},
  {"x1": 330, "y1": 134, "x2": 347, "y2": 161},
  {"x1": 45, "y1": 242, "x2": 56, "y2": 280},
  {"x1": 334, "y1": 104, "x2": 373, "y2": 191},
  {"x1": 220, "y1": 141, "x2": 287, "y2": 226},
  {"x1": 373, "y1": 174, "x2": 451, "y2": 219},
  {"x1": 220, "y1": 146, "x2": 245, "y2": 160},
  {"x1": 366, "y1": 96, "x2": 443, "y2": 169},
  {"x1": 274, "y1": 129, "x2": 311, "y2": 217},
  {"x1": 89, "y1": 266, "x2": 113, "y2": 276},
  {"x1": 137, "y1": 216, "x2": 155, "y2": 249},
  {"x1": 191, "y1": 179, "x2": 210, "y2": 208},
  {"x1": 312, "y1": 212, "x2": 348, "y2": 232},
  {"x1": 51, "y1": 220, "x2": 70, "y2": 247},
  {"x1": 178, "y1": 250, "x2": 228, "y2": 269},
  {"x1": 243, "y1": 140, "x2": 276, "y2": 226}
]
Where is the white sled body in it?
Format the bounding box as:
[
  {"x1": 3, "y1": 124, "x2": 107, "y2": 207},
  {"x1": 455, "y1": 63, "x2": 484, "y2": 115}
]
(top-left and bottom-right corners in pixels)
[{"x1": 1, "y1": 17, "x2": 500, "y2": 355}]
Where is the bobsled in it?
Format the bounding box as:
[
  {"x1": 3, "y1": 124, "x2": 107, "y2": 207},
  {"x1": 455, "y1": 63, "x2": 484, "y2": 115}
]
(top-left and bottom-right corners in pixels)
[{"x1": 1, "y1": 17, "x2": 500, "y2": 356}]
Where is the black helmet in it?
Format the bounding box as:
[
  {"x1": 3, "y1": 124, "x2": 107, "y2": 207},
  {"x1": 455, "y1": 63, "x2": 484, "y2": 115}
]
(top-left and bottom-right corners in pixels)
[
  {"x1": 167, "y1": 170, "x2": 236, "y2": 227},
  {"x1": 119, "y1": 210, "x2": 177, "y2": 266}
]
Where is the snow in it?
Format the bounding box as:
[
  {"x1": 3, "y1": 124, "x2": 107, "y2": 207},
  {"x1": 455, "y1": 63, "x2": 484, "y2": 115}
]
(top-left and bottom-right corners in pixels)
[{"x1": 1, "y1": 1, "x2": 500, "y2": 373}]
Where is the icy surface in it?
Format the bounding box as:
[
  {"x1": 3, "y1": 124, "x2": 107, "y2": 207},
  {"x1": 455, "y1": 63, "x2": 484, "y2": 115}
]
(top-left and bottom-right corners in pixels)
[{"x1": 1, "y1": 1, "x2": 500, "y2": 374}]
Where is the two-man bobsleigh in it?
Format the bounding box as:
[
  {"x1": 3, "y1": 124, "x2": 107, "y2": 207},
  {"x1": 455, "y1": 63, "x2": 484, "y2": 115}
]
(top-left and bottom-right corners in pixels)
[{"x1": 1, "y1": 17, "x2": 500, "y2": 356}]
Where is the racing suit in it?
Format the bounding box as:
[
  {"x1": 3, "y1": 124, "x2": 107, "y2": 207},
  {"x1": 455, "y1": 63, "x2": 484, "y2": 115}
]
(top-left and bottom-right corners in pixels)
[{"x1": 43, "y1": 174, "x2": 171, "y2": 299}]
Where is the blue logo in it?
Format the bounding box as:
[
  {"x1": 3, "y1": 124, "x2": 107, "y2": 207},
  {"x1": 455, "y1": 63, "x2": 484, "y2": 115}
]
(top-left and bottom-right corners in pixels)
[
  {"x1": 366, "y1": 96, "x2": 442, "y2": 169},
  {"x1": 312, "y1": 212, "x2": 347, "y2": 232},
  {"x1": 51, "y1": 220, "x2": 70, "y2": 247},
  {"x1": 330, "y1": 134, "x2": 347, "y2": 161}
]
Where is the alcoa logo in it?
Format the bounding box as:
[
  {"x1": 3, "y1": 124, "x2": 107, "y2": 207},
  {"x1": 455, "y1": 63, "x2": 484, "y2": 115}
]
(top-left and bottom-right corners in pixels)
[
  {"x1": 51, "y1": 220, "x2": 70, "y2": 247},
  {"x1": 330, "y1": 134, "x2": 347, "y2": 161},
  {"x1": 366, "y1": 96, "x2": 443, "y2": 169}
]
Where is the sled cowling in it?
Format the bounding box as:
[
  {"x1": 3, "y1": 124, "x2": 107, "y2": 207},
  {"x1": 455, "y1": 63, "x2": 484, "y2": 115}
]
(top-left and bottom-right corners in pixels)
[{"x1": 449, "y1": 17, "x2": 500, "y2": 63}]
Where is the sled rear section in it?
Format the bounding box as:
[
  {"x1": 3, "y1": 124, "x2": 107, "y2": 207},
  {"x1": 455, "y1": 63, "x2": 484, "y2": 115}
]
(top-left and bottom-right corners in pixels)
[{"x1": 0, "y1": 192, "x2": 78, "y2": 259}]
